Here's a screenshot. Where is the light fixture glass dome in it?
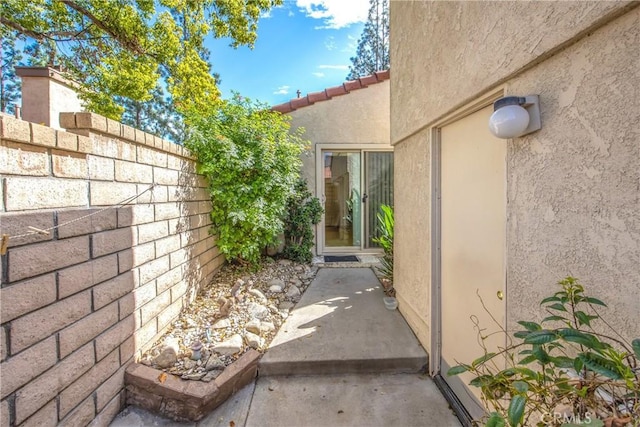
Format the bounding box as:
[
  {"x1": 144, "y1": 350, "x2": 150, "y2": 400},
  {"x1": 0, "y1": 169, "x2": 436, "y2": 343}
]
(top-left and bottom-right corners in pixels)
[{"x1": 488, "y1": 104, "x2": 530, "y2": 139}]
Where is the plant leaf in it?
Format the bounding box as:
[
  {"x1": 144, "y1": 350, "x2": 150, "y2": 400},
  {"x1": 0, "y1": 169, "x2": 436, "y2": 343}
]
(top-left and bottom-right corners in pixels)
[
  {"x1": 578, "y1": 352, "x2": 623, "y2": 380},
  {"x1": 513, "y1": 381, "x2": 528, "y2": 393},
  {"x1": 472, "y1": 352, "x2": 497, "y2": 368},
  {"x1": 523, "y1": 330, "x2": 558, "y2": 345},
  {"x1": 507, "y1": 395, "x2": 526, "y2": 426},
  {"x1": 517, "y1": 321, "x2": 541, "y2": 331},
  {"x1": 486, "y1": 412, "x2": 506, "y2": 427},
  {"x1": 447, "y1": 365, "x2": 469, "y2": 376},
  {"x1": 513, "y1": 330, "x2": 530, "y2": 339},
  {"x1": 548, "y1": 303, "x2": 567, "y2": 312},
  {"x1": 532, "y1": 346, "x2": 551, "y2": 364},
  {"x1": 540, "y1": 296, "x2": 561, "y2": 305},
  {"x1": 551, "y1": 356, "x2": 574, "y2": 369},
  {"x1": 584, "y1": 297, "x2": 607, "y2": 307},
  {"x1": 632, "y1": 338, "x2": 640, "y2": 360},
  {"x1": 518, "y1": 355, "x2": 537, "y2": 365},
  {"x1": 542, "y1": 315, "x2": 566, "y2": 323},
  {"x1": 575, "y1": 311, "x2": 592, "y2": 327}
]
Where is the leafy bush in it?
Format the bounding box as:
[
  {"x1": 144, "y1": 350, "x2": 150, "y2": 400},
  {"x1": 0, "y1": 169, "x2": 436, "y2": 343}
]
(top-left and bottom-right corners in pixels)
[
  {"x1": 282, "y1": 178, "x2": 323, "y2": 263},
  {"x1": 448, "y1": 277, "x2": 639, "y2": 427},
  {"x1": 372, "y1": 204, "x2": 394, "y2": 284},
  {"x1": 184, "y1": 95, "x2": 308, "y2": 264}
]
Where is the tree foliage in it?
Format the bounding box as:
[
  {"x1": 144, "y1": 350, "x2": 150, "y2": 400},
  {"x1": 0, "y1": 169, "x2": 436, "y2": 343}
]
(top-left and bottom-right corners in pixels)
[
  {"x1": 0, "y1": 30, "x2": 23, "y2": 114},
  {"x1": 282, "y1": 178, "x2": 323, "y2": 263},
  {"x1": 346, "y1": 0, "x2": 389, "y2": 81},
  {"x1": 0, "y1": 0, "x2": 281, "y2": 119},
  {"x1": 184, "y1": 95, "x2": 308, "y2": 265}
]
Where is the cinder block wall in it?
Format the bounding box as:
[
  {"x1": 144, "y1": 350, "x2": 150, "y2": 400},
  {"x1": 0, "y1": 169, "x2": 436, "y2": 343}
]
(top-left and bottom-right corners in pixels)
[{"x1": 0, "y1": 112, "x2": 223, "y2": 426}]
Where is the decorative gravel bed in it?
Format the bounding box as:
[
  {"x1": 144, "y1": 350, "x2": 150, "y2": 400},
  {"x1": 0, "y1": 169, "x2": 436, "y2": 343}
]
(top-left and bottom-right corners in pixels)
[{"x1": 139, "y1": 258, "x2": 318, "y2": 382}]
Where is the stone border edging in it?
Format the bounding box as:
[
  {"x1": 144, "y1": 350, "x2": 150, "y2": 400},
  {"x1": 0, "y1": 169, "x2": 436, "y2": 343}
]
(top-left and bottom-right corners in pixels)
[{"x1": 124, "y1": 349, "x2": 261, "y2": 422}]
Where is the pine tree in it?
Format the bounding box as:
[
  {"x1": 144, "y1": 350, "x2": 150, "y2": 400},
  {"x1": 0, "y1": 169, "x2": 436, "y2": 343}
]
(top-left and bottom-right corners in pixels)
[
  {"x1": 346, "y1": 0, "x2": 389, "y2": 81},
  {"x1": 0, "y1": 30, "x2": 23, "y2": 114}
]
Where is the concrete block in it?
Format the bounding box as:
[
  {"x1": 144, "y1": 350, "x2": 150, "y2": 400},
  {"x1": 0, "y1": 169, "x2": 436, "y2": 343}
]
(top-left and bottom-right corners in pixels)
[
  {"x1": 87, "y1": 155, "x2": 115, "y2": 180},
  {"x1": 8, "y1": 235, "x2": 90, "y2": 282},
  {"x1": 153, "y1": 167, "x2": 179, "y2": 185},
  {"x1": 58, "y1": 254, "x2": 119, "y2": 298},
  {"x1": 30, "y1": 122, "x2": 56, "y2": 147},
  {"x1": 4, "y1": 176, "x2": 87, "y2": 211},
  {"x1": 95, "y1": 366, "x2": 126, "y2": 412},
  {"x1": 132, "y1": 281, "x2": 157, "y2": 308},
  {"x1": 75, "y1": 112, "x2": 107, "y2": 132},
  {"x1": 154, "y1": 202, "x2": 181, "y2": 221},
  {"x1": 0, "y1": 210, "x2": 54, "y2": 247},
  {"x1": 52, "y1": 149, "x2": 88, "y2": 178},
  {"x1": 132, "y1": 242, "x2": 155, "y2": 267},
  {"x1": 93, "y1": 271, "x2": 135, "y2": 310},
  {"x1": 0, "y1": 335, "x2": 57, "y2": 399},
  {"x1": 90, "y1": 181, "x2": 137, "y2": 206},
  {"x1": 1, "y1": 115, "x2": 31, "y2": 143},
  {"x1": 154, "y1": 234, "x2": 181, "y2": 258},
  {"x1": 137, "y1": 146, "x2": 167, "y2": 167},
  {"x1": 106, "y1": 118, "x2": 121, "y2": 137},
  {"x1": 1, "y1": 327, "x2": 7, "y2": 361},
  {"x1": 118, "y1": 293, "x2": 135, "y2": 320},
  {"x1": 137, "y1": 221, "x2": 168, "y2": 244},
  {"x1": 59, "y1": 349, "x2": 119, "y2": 418},
  {"x1": 91, "y1": 389, "x2": 124, "y2": 427},
  {"x1": 58, "y1": 301, "x2": 119, "y2": 358},
  {"x1": 57, "y1": 207, "x2": 118, "y2": 239},
  {"x1": 58, "y1": 395, "x2": 95, "y2": 427},
  {"x1": 56, "y1": 130, "x2": 79, "y2": 151},
  {"x1": 95, "y1": 314, "x2": 135, "y2": 362},
  {"x1": 157, "y1": 299, "x2": 183, "y2": 331},
  {"x1": 118, "y1": 248, "x2": 133, "y2": 273},
  {"x1": 136, "y1": 183, "x2": 167, "y2": 203},
  {"x1": 0, "y1": 140, "x2": 50, "y2": 176},
  {"x1": 92, "y1": 227, "x2": 134, "y2": 258},
  {"x1": 0, "y1": 273, "x2": 57, "y2": 323},
  {"x1": 115, "y1": 160, "x2": 153, "y2": 183},
  {"x1": 19, "y1": 399, "x2": 57, "y2": 427},
  {"x1": 59, "y1": 112, "x2": 77, "y2": 129},
  {"x1": 10, "y1": 291, "x2": 92, "y2": 353},
  {"x1": 140, "y1": 290, "x2": 171, "y2": 325},
  {"x1": 14, "y1": 342, "x2": 94, "y2": 424}
]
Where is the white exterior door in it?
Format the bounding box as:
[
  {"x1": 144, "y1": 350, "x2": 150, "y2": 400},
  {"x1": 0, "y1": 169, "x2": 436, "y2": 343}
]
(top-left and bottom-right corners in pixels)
[{"x1": 439, "y1": 105, "x2": 507, "y2": 419}]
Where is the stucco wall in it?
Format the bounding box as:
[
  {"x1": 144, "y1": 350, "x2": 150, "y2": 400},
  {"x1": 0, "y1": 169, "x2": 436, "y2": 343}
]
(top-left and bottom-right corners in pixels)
[
  {"x1": 287, "y1": 80, "x2": 391, "y2": 193},
  {"x1": 391, "y1": 1, "x2": 639, "y2": 355}
]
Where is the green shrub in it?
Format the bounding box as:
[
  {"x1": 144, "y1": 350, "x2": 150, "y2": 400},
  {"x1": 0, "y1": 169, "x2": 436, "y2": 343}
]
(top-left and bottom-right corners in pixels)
[
  {"x1": 184, "y1": 95, "x2": 308, "y2": 264},
  {"x1": 372, "y1": 204, "x2": 394, "y2": 283},
  {"x1": 282, "y1": 178, "x2": 323, "y2": 263},
  {"x1": 448, "y1": 277, "x2": 639, "y2": 427}
]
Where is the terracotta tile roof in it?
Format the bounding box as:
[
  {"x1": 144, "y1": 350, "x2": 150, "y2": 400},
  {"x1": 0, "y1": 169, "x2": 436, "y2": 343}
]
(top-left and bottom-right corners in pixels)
[{"x1": 271, "y1": 70, "x2": 390, "y2": 113}]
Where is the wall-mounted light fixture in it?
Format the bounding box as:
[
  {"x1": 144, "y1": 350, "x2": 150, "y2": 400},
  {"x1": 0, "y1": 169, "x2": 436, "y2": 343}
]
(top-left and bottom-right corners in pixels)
[{"x1": 488, "y1": 95, "x2": 541, "y2": 139}]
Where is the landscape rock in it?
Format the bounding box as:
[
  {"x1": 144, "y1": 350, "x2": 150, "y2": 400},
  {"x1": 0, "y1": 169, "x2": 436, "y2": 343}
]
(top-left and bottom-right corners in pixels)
[
  {"x1": 212, "y1": 334, "x2": 243, "y2": 356},
  {"x1": 248, "y1": 302, "x2": 269, "y2": 320},
  {"x1": 201, "y1": 370, "x2": 222, "y2": 382},
  {"x1": 212, "y1": 318, "x2": 231, "y2": 329},
  {"x1": 268, "y1": 278, "x2": 285, "y2": 289},
  {"x1": 182, "y1": 372, "x2": 206, "y2": 381},
  {"x1": 153, "y1": 338, "x2": 179, "y2": 368},
  {"x1": 286, "y1": 285, "x2": 301, "y2": 299},
  {"x1": 248, "y1": 289, "x2": 267, "y2": 302},
  {"x1": 245, "y1": 332, "x2": 263, "y2": 349},
  {"x1": 245, "y1": 319, "x2": 262, "y2": 335},
  {"x1": 279, "y1": 301, "x2": 294, "y2": 311},
  {"x1": 205, "y1": 355, "x2": 225, "y2": 371},
  {"x1": 260, "y1": 322, "x2": 276, "y2": 333}
]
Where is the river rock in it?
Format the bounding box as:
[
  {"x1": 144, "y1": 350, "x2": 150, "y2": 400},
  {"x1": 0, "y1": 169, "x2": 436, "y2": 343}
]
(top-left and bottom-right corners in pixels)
[
  {"x1": 212, "y1": 334, "x2": 243, "y2": 356},
  {"x1": 205, "y1": 355, "x2": 225, "y2": 371},
  {"x1": 153, "y1": 338, "x2": 179, "y2": 368},
  {"x1": 212, "y1": 318, "x2": 231, "y2": 329},
  {"x1": 268, "y1": 278, "x2": 285, "y2": 289},
  {"x1": 248, "y1": 302, "x2": 269, "y2": 320},
  {"x1": 182, "y1": 372, "x2": 206, "y2": 381},
  {"x1": 260, "y1": 321, "x2": 276, "y2": 333},
  {"x1": 269, "y1": 284, "x2": 283, "y2": 293},
  {"x1": 201, "y1": 370, "x2": 222, "y2": 382},
  {"x1": 279, "y1": 301, "x2": 294, "y2": 311},
  {"x1": 245, "y1": 332, "x2": 263, "y2": 349},
  {"x1": 245, "y1": 319, "x2": 262, "y2": 335},
  {"x1": 286, "y1": 285, "x2": 301, "y2": 299},
  {"x1": 248, "y1": 289, "x2": 267, "y2": 302}
]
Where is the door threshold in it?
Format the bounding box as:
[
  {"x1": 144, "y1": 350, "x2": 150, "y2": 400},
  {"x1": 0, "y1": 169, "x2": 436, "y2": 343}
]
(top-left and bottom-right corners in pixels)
[{"x1": 433, "y1": 375, "x2": 475, "y2": 427}]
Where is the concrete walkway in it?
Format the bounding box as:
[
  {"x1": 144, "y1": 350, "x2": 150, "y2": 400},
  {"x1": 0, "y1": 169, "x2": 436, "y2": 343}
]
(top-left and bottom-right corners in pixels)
[{"x1": 111, "y1": 267, "x2": 461, "y2": 427}]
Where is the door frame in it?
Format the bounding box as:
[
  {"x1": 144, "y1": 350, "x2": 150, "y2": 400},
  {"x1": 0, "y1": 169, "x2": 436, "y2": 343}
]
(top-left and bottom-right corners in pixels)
[
  {"x1": 315, "y1": 143, "x2": 393, "y2": 255},
  {"x1": 430, "y1": 89, "x2": 505, "y2": 426}
]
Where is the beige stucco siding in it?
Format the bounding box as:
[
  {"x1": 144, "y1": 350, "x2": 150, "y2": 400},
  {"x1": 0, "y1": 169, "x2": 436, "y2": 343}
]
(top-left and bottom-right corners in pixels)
[
  {"x1": 288, "y1": 80, "x2": 391, "y2": 193},
  {"x1": 391, "y1": 1, "x2": 639, "y2": 354}
]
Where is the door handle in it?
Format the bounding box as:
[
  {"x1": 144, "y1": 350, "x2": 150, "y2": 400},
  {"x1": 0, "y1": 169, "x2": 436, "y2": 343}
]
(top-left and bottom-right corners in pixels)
[{"x1": 362, "y1": 193, "x2": 368, "y2": 203}]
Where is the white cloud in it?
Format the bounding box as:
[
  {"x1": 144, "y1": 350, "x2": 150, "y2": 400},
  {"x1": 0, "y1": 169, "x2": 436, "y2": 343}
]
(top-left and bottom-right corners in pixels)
[
  {"x1": 324, "y1": 36, "x2": 336, "y2": 51},
  {"x1": 273, "y1": 85, "x2": 290, "y2": 95},
  {"x1": 288, "y1": 10, "x2": 295, "y2": 17},
  {"x1": 260, "y1": 10, "x2": 272, "y2": 18},
  {"x1": 318, "y1": 64, "x2": 349, "y2": 70},
  {"x1": 296, "y1": 0, "x2": 369, "y2": 29},
  {"x1": 312, "y1": 72, "x2": 325, "y2": 78}
]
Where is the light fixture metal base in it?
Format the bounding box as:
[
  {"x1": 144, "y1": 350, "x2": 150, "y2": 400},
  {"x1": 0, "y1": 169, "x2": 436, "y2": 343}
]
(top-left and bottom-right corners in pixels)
[{"x1": 521, "y1": 95, "x2": 541, "y2": 136}]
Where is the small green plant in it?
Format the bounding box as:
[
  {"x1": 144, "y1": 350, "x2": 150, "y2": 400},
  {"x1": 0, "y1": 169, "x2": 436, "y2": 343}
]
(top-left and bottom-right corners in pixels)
[
  {"x1": 184, "y1": 94, "x2": 308, "y2": 265},
  {"x1": 372, "y1": 204, "x2": 393, "y2": 290},
  {"x1": 448, "y1": 277, "x2": 639, "y2": 427},
  {"x1": 282, "y1": 178, "x2": 323, "y2": 263}
]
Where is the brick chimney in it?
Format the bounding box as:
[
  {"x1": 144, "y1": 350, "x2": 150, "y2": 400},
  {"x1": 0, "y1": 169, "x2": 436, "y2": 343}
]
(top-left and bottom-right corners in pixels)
[{"x1": 15, "y1": 66, "x2": 83, "y2": 130}]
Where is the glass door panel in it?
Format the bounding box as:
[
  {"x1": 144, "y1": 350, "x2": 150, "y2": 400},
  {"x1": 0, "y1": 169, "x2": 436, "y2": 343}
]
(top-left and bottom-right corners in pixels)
[
  {"x1": 365, "y1": 152, "x2": 394, "y2": 248},
  {"x1": 323, "y1": 151, "x2": 361, "y2": 248}
]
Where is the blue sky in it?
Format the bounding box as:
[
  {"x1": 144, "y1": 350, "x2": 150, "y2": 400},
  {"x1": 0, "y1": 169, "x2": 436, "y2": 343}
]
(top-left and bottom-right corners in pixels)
[{"x1": 206, "y1": 0, "x2": 369, "y2": 106}]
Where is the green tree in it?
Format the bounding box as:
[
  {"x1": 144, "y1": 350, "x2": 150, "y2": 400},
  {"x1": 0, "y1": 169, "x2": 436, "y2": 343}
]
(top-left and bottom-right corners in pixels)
[
  {"x1": 1, "y1": 0, "x2": 281, "y2": 119},
  {"x1": 185, "y1": 95, "x2": 308, "y2": 265},
  {"x1": 0, "y1": 29, "x2": 23, "y2": 114},
  {"x1": 346, "y1": 0, "x2": 389, "y2": 81}
]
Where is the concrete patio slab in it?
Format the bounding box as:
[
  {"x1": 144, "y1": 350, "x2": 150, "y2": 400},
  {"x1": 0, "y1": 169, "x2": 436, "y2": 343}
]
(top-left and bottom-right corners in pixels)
[
  {"x1": 259, "y1": 268, "x2": 428, "y2": 376},
  {"x1": 246, "y1": 373, "x2": 461, "y2": 427}
]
